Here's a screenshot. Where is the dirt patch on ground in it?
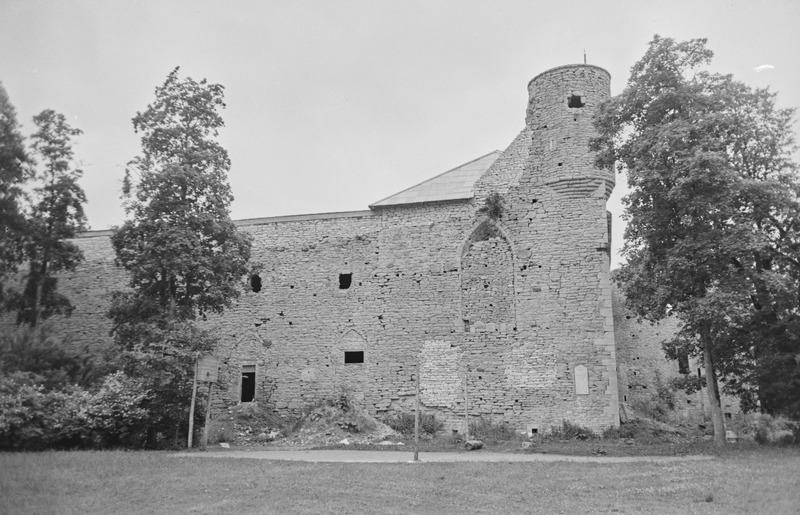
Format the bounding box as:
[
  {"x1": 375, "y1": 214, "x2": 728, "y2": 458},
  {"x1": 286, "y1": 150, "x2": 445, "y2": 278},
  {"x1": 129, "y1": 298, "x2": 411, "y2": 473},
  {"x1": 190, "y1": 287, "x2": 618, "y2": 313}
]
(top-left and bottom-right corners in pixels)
[{"x1": 210, "y1": 402, "x2": 402, "y2": 449}]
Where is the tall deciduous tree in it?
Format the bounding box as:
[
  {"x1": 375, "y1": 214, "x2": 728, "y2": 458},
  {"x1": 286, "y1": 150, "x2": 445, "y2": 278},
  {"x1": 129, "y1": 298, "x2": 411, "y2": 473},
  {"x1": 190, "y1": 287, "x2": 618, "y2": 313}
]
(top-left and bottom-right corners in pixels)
[
  {"x1": 8, "y1": 109, "x2": 87, "y2": 326},
  {"x1": 592, "y1": 36, "x2": 800, "y2": 444},
  {"x1": 0, "y1": 83, "x2": 30, "y2": 297},
  {"x1": 109, "y1": 68, "x2": 251, "y2": 446}
]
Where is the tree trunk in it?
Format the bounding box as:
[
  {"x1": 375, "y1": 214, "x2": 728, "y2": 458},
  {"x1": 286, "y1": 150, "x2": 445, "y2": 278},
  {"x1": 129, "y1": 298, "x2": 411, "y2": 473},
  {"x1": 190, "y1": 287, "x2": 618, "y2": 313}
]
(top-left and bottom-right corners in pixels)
[
  {"x1": 31, "y1": 261, "x2": 48, "y2": 327},
  {"x1": 701, "y1": 332, "x2": 726, "y2": 447}
]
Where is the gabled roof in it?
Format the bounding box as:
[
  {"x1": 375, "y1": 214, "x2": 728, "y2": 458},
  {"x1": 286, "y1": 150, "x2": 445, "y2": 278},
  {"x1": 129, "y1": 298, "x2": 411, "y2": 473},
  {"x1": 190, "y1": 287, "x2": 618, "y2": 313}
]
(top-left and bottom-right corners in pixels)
[{"x1": 369, "y1": 151, "x2": 502, "y2": 208}]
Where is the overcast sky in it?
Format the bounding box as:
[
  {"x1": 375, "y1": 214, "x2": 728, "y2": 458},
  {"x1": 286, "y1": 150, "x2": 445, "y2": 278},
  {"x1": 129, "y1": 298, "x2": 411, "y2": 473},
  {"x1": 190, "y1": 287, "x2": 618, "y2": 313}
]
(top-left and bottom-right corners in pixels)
[{"x1": 2, "y1": 0, "x2": 798, "y2": 266}]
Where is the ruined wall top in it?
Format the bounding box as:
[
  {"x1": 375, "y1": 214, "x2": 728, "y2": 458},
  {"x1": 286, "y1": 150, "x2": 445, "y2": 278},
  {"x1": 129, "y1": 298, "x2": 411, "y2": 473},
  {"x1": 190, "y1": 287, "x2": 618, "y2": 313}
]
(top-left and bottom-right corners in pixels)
[{"x1": 525, "y1": 64, "x2": 611, "y2": 128}]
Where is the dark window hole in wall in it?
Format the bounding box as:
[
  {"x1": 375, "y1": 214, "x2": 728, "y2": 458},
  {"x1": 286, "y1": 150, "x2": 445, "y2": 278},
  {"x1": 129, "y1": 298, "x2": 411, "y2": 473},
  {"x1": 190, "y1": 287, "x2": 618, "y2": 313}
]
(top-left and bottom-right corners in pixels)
[
  {"x1": 623, "y1": 395, "x2": 627, "y2": 402},
  {"x1": 530, "y1": 428, "x2": 538, "y2": 434},
  {"x1": 250, "y1": 275, "x2": 262, "y2": 293},
  {"x1": 568, "y1": 95, "x2": 584, "y2": 108},
  {"x1": 558, "y1": 162, "x2": 563, "y2": 166},
  {"x1": 344, "y1": 351, "x2": 364, "y2": 364},
  {"x1": 678, "y1": 354, "x2": 690, "y2": 375},
  {"x1": 339, "y1": 273, "x2": 352, "y2": 289},
  {"x1": 241, "y1": 365, "x2": 256, "y2": 402},
  {"x1": 724, "y1": 412, "x2": 732, "y2": 419}
]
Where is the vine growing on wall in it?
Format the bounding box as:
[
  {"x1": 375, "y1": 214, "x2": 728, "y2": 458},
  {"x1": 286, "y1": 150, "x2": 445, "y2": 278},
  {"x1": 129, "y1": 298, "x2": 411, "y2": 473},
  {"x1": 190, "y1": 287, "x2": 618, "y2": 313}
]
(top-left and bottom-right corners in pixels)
[{"x1": 477, "y1": 191, "x2": 504, "y2": 220}]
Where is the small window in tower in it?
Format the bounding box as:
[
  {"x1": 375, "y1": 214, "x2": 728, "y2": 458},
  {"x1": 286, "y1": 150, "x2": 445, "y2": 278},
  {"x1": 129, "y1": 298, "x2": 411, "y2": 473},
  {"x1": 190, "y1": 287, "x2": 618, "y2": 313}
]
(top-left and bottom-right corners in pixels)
[
  {"x1": 344, "y1": 351, "x2": 364, "y2": 364},
  {"x1": 250, "y1": 274, "x2": 262, "y2": 293},
  {"x1": 339, "y1": 273, "x2": 352, "y2": 289},
  {"x1": 568, "y1": 94, "x2": 585, "y2": 108},
  {"x1": 241, "y1": 365, "x2": 256, "y2": 402}
]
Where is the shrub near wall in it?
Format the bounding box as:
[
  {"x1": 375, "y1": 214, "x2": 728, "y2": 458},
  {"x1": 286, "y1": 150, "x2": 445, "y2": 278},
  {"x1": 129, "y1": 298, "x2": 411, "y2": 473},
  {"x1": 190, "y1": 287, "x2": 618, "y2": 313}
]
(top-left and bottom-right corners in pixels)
[{"x1": 0, "y1": 372, "x2": 151, "y2": 450}]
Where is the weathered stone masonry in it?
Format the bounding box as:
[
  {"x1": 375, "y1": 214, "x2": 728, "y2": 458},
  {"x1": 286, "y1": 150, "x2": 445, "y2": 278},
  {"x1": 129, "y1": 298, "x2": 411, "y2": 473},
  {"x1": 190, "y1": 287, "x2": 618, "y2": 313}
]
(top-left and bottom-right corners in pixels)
[{"x1": 3, "y1": 64, "x2": 702, "y2": 432}]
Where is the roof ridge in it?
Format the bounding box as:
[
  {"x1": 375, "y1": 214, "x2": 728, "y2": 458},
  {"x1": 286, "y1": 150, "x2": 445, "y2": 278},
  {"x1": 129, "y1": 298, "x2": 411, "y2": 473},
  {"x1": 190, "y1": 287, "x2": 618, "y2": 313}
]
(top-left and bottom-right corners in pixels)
[{"x1": 369, "y1": 150, "x2": 502, "y2": 208}]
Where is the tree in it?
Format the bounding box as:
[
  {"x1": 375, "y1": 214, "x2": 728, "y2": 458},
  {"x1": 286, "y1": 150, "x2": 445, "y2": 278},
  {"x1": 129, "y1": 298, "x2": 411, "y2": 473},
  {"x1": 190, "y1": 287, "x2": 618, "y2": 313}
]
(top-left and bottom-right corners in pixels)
[
  {"x1": 592, "y1": 36, "x2": 800, "y2": 444},
  {"x1": 109, "y1": 67, "x2": 251, "y2": 446},
  {"x1": 0, "y1": 83, "x2": 30, "y2": 299},
  {"x1": 7, "y1": 109, "x2": 87, "y2": 326}
]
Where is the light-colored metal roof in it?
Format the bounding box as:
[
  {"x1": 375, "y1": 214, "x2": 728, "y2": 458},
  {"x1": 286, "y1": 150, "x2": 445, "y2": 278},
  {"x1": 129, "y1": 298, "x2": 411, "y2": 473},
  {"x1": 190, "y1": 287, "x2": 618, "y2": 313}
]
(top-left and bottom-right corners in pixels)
[{"x1": 369, "y1": 151, "x2": 502, "y2": 208}]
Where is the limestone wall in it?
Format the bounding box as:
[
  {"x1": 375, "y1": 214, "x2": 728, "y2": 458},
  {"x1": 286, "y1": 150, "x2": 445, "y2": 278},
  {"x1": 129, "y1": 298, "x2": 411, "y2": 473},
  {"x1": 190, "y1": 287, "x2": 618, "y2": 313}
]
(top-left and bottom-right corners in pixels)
[{"x1": 0, "y1": 64, "x2": 637, "y2": 434}]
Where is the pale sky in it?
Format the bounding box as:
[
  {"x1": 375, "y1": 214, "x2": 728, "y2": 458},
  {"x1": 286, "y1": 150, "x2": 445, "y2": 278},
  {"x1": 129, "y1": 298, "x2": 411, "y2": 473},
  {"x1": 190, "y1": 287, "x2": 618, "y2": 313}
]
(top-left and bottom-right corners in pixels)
[{"x1": 2, "y1": 0, "x2": 799, "y2": 266}]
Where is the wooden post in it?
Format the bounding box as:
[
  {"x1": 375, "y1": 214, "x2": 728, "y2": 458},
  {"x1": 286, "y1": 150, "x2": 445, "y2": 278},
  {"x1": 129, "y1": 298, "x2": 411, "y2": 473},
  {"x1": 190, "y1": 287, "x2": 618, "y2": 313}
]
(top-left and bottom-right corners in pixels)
[
  {"x1": 187, "y1": 355, "x2": 199, "y2": 449},
  {"x1": 464, "y1": 367, "x2": 469, "y2": 441},
  {"x1": 202, "y1": 382, "x2": 213, "y2": 450},
  {"x1": 414, "y1": 363, "x2": 420, "y2": 462}
]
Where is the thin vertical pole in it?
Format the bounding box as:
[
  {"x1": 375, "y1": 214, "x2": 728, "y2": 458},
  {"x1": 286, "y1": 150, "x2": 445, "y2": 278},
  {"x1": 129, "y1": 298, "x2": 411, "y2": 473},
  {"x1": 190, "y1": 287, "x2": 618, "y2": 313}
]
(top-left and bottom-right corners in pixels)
[
  {"x1": 187, "y1": 355, "x2": 199, "y2": 449},
  {"x1": 464, "y1": 367, "x2": 469, "y2": 441},
  {"x1": 414, "y1": 363, "x2": 420, "y2": 462},
  {"x1": 202, "y1": 382, "x2": 213, "y2": 450}
]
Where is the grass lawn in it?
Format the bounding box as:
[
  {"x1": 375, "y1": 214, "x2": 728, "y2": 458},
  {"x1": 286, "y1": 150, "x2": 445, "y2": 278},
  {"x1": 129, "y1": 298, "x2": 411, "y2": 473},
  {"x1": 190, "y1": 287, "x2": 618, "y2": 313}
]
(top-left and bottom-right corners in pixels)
[{"x1": 1, "y1": 447, "x2": 799, "y2": 514}]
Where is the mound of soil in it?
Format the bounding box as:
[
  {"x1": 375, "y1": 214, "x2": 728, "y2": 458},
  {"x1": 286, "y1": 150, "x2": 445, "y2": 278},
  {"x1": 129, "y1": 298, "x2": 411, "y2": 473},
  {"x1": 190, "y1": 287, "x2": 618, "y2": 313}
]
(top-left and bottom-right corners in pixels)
[
  {"x1": 277, "y1": 405, "x2": 399, "y2": 448},
  {"x1": 220, "y1": 402, "x2": 400, "y2": 448}
]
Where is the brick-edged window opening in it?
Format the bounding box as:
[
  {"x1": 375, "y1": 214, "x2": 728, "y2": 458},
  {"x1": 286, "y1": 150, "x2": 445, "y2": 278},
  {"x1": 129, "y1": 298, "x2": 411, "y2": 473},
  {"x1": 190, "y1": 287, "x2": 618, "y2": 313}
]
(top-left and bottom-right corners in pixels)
[
  {"x1": 568, "y1": 94, "x2": 584, "y2": 108},
  {"x1": 678, "y1": 354, "x2": 690, "y2": 375},
  {"x1": 339, "y1": 273, "x2": 352, "y2": 289},
  {"x1": 241, "y1": 365, "x2": 256, "y2": 402},
  {"x1": 344, "y1": 351, "x2": 364, "y2": 364},
  {"x1": 250, "y1": 274, "x2": 262, "y2": 293}
]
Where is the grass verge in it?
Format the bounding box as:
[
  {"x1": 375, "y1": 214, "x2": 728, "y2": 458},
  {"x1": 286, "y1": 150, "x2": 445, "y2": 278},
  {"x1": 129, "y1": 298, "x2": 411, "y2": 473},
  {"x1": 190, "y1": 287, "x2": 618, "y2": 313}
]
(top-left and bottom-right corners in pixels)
[{"x1": 1, "y1": 447, "x2": 799, "y2": 514}]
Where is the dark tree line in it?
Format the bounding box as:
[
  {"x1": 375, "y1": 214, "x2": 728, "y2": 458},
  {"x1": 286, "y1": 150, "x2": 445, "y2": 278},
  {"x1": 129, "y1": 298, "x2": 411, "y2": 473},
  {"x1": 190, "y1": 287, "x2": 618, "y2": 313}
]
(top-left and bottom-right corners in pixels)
[{"x1": 593, "y1": 36, "x2": 800, "y2": 444}]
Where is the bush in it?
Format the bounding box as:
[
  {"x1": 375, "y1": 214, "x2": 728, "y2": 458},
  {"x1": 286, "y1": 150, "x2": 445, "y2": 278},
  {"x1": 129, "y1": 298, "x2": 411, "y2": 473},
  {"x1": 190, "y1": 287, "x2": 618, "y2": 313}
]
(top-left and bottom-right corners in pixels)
[
  {"x1": 0, "y1": 324, "x2": 113, "y2": 390},
  {"x1": 0, "y1": 371, "x2": 151, "y2": 450},
  {"x1": 547, "y1": 420, "x2": 597, "y2": 440},
  {"x1": 468, "y1": 417, "x2": 523, "y2": 443},
  {"x1": 383, "y1": 411, "x2": 443, "y2": 437},
  {"x1": 629, "y1": 378, "x2": 676, "y2": 423},
  {"x1": 207, "y1": 420, "x2": 236, "y2": 444},
  {"x1": 750, "y1": 413, "x2": 799, "y2": 446}
]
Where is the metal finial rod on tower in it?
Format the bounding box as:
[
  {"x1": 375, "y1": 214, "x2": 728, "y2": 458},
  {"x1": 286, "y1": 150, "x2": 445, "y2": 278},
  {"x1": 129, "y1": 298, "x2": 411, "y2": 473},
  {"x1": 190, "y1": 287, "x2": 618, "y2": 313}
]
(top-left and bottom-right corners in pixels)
[{"x1": 584, "y1": 49, "x2": 587, "y2": 64}]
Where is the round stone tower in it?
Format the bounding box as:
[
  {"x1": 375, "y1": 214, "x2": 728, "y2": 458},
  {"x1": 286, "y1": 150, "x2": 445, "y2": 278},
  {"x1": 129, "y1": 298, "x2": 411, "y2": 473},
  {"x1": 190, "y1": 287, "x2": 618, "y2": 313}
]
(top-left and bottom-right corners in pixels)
[{"x1": 525, "y1": 64, "x2": 613, "y2": 199}]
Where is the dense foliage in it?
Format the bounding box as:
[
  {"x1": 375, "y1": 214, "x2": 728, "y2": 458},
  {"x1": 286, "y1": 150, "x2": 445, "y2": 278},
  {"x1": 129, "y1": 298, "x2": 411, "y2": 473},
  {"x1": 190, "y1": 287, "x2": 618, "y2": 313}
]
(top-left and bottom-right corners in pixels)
[
  {"x1": 109, "y1": 68, "x2": 251, "y2": 447},
  {"x1": 0, "y1": 323, "x2": 111, "y2": 390},
  {"x1": 592, "y1": 36, "x2": 800, "y2": 440},
  {"x1": 0, "y1": 82, "x2": 29, "y2": 294},
  {"x1": 0, "y1": 371, "x2": 151, "y2": 450},
  {"x1": 0, "y1": 94, "x2": 87, "y2": 326}
]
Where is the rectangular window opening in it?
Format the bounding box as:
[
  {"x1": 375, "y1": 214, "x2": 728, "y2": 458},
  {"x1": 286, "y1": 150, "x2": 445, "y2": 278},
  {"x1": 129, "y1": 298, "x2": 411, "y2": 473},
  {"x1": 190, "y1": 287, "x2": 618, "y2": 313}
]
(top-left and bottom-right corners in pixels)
[
  {"x1": 339, "y1": 273, "x2": 352, "y2": 289},
  {"x1": 241, "y1": 365, "x2": 256, "y2": 402},
  {"x1": 344, "y1": 351, "x2": 364, "y2": 364},
  {"x1": 568, "y1": 94, "x2": 584, "y2": 108}
]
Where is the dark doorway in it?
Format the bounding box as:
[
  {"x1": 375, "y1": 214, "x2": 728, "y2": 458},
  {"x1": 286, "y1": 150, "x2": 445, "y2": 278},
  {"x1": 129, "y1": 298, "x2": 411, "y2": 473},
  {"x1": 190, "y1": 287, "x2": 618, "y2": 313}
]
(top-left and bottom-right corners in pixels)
[{"x1": 241, "y1": 365, "x2": 256, "y2": 402}]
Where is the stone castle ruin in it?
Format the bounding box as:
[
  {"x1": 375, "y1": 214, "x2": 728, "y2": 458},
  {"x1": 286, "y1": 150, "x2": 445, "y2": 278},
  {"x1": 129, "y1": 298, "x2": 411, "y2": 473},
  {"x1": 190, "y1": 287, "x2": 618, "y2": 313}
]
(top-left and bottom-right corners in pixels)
[{"x1": 4, "y1": 64, "x2": 731, "y2": 433}]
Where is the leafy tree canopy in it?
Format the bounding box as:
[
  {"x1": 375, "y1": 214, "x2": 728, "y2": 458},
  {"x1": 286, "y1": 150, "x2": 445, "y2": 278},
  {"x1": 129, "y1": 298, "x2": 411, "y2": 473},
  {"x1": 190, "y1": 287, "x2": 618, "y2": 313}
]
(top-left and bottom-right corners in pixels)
[
  {"x1": 109, "y1": 68, "x2": 251, "y2": 447},
  {"x1": 111, "y1": 67, "x2": 251, "y2": 333},
  {"x1": 0, "y1": 83, "x2": 30, "y2": 285},
  {"x1": 6, "y1": 109, "x2": 87, "y2": 326},
  {"x1": 592, "y1": 36, "x2": 800, "y2": 435}
]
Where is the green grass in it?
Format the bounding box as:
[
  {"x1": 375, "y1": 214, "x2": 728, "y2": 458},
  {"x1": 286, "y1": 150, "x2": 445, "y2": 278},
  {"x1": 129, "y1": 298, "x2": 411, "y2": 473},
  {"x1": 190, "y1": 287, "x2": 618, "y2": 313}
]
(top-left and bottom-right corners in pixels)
[{"x1": 1, "y1": 448, "x2": 799, "y2": 514}]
